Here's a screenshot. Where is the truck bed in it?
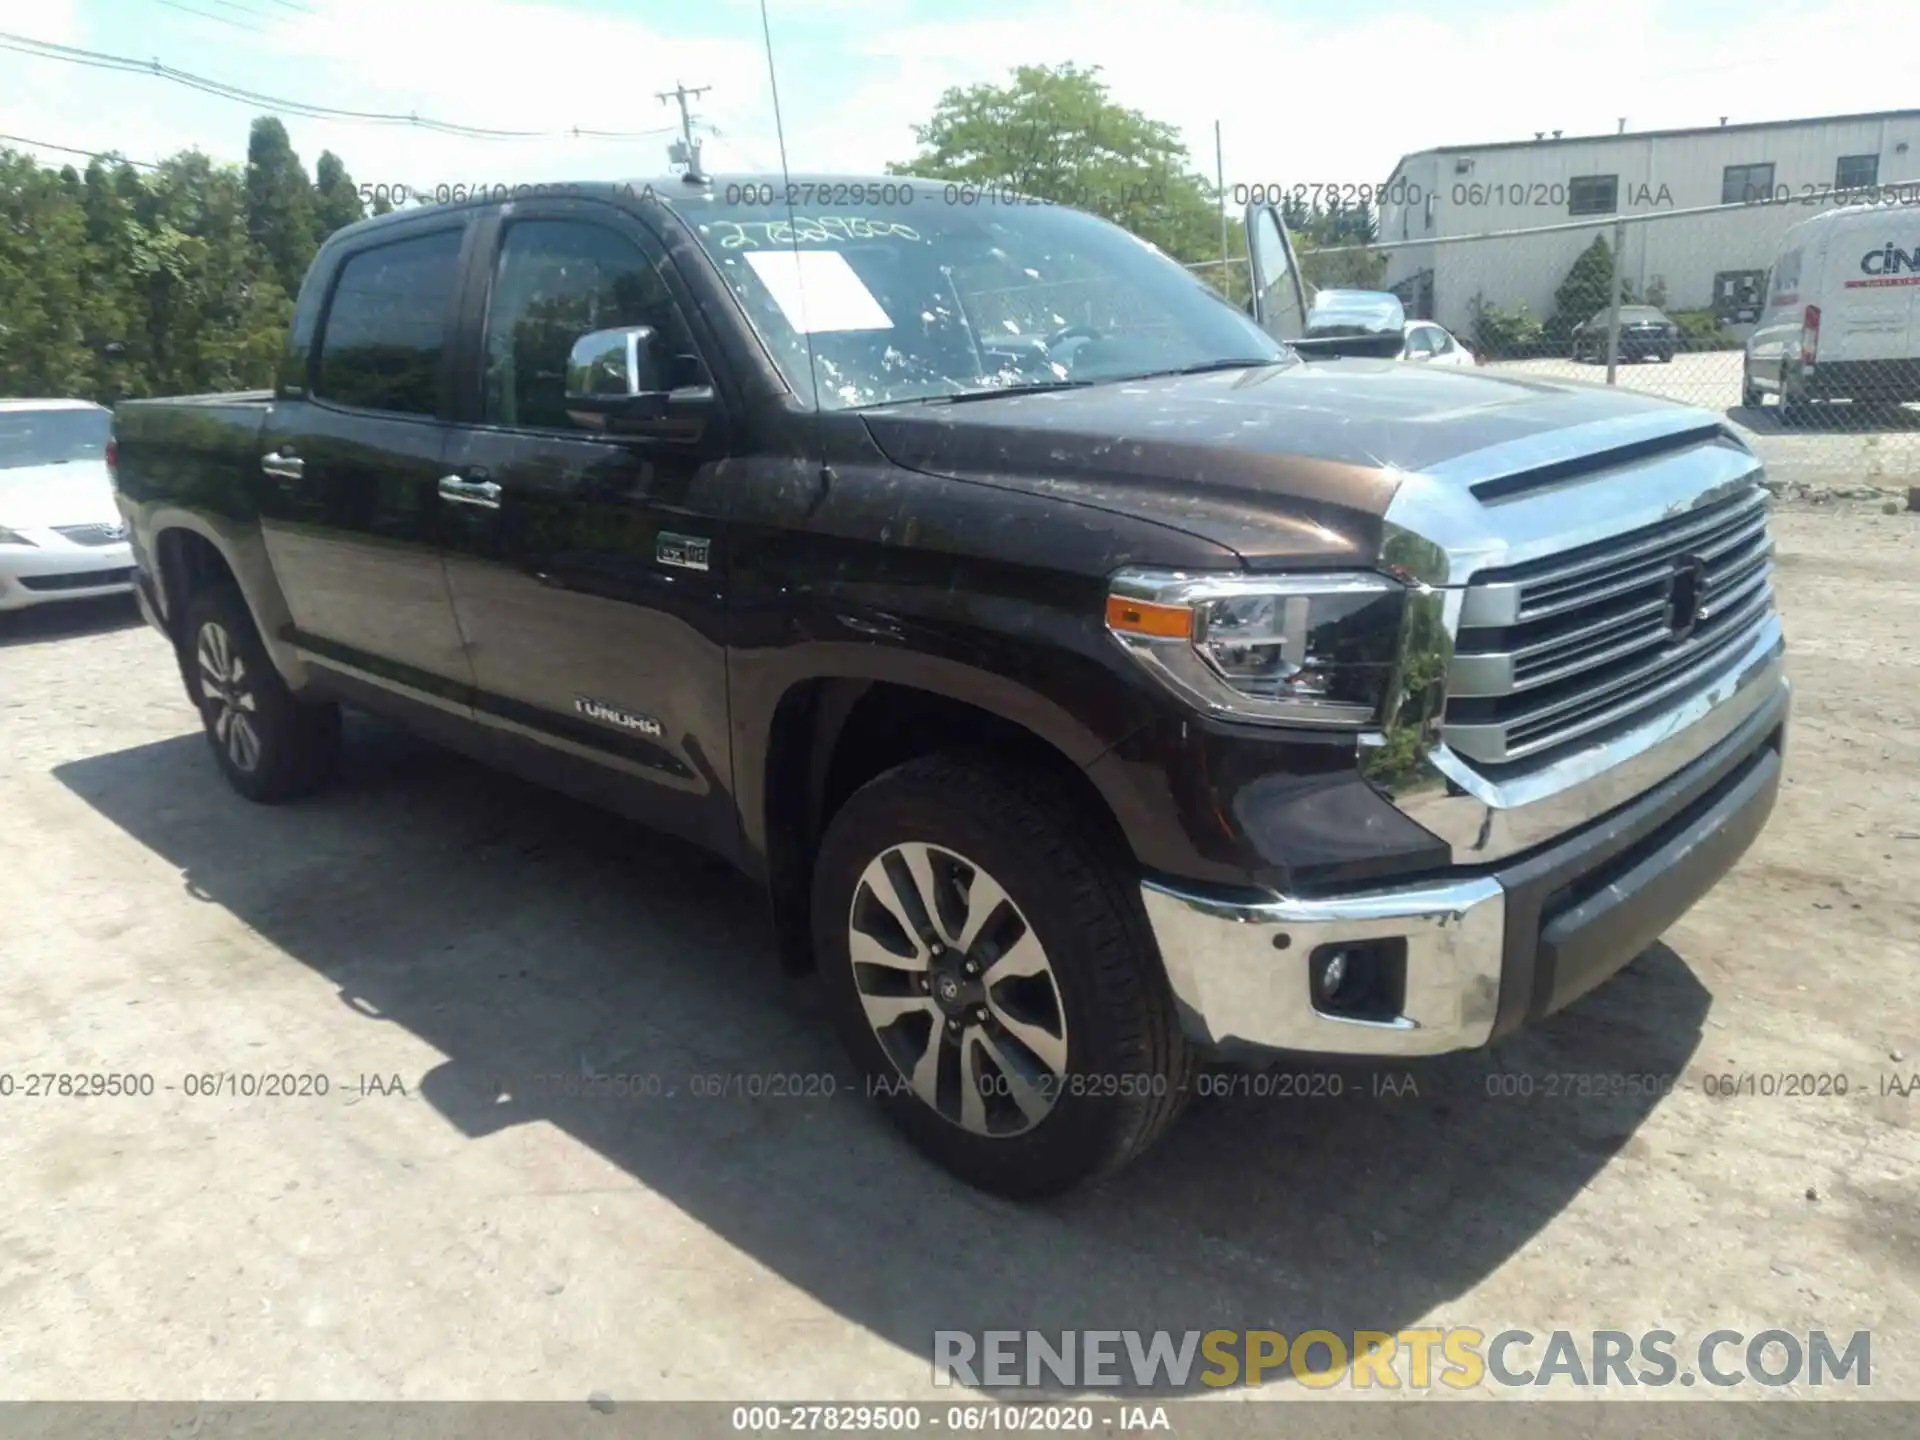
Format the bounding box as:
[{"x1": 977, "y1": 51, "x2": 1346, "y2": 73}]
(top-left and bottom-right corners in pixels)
[{"x1": 112, "y1": 391, "x2": 272, "y2": 509}]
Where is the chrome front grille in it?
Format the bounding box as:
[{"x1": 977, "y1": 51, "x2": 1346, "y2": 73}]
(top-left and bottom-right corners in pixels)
[
  {"x1": 52, "y1": 522, "x2": 126, "y2": 547},
  {"x1": 1444, "y1": 484, "x2": 1777, "y2": 767}
]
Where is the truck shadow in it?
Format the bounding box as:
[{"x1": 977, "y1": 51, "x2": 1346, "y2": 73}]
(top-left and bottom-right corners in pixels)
[{"x1": 55, "y1": 718, "x2": 1711, "y2": 1396}]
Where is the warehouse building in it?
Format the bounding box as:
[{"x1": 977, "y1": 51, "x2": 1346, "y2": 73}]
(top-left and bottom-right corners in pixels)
[{"x1": 1377, "y1": 109, "x2": 1920, "y2": 337}]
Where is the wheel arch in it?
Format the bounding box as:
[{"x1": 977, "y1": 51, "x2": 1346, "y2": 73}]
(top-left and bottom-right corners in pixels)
[
  {"x1": 145, "y1": 512, "x2": 311, "y2": 690},
  {"x1": 757, "y1": 666, "x2": 1140, "y2": 976}
]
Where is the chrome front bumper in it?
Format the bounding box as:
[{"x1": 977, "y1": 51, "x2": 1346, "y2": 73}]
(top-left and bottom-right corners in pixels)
[
  {"x1": 1142, "y1": 873, "x2": 1507, "y2": 1057},
  {"x1": 1142, "y1": 671, "x2": 1789, "y2": 1060}
]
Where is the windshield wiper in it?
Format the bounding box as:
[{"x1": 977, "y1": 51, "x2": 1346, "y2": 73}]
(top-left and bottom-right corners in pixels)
[
  {"x1": 1122, "y1": 357, "x2": 1287, "y2": 380},
  {"x1": 915, "y1": 379, "x2": 1099, "y2": 406}
]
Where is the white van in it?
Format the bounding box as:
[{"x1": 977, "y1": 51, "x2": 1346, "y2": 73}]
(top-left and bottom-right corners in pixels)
[{"x1": 1743, "y1": 203, "x2": 1920, "y2": 419}]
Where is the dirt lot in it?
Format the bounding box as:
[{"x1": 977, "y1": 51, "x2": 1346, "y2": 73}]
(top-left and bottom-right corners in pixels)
[{"x1": 0, "y1": 502, "x2": 1915, "y2": 1403}]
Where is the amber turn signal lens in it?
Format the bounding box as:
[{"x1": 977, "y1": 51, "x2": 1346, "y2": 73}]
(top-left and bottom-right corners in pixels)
[{"x1": 1105, "y1": 594, "x2": 1193, "y2": 639}]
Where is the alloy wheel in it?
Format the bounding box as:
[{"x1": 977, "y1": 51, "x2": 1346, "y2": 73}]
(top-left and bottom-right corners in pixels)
[
  {"x1": 846, "y1": 842, "x2": 1069, "y2": 1137},
  {"x1": 196, "y1": 620, "x2": 262, "y2": 773}
]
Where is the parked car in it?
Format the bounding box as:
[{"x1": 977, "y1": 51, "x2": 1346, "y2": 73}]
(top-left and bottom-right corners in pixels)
[
  {"x1": 113, "y1": 178, "x2": 1789, "y2": 1197},
  {"x1": 1402, "y1": 319, "x2": 1480, "y2": 367},
  {"x1": 1743, "y1": 204, "x2": 1920, "y2": 418},
  {"x1": 0, "y1": 400, "x2": 135, "y2": 619},
  {"x1": 1304, "y1": 289, "x2": 1479, "y2": 365},
  {"x1": 1572, "y1": 306, "x2": 1678, "y2": 363}
]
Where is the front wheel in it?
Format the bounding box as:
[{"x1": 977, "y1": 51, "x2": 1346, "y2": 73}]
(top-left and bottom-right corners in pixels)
[
  {"x1": 812, "y1": 753, "x2": 1193, "y2": 1197},
  {"x1": 182, "y1": 585, "x2": 340, "y2": 803}
]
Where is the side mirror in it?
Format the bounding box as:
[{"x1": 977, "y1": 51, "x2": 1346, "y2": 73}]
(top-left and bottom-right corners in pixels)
[
  {"x1": 565, "y1": 325, "x2": 713, "y2": 438},
  {"x1": 1243, "y1": 202, "x2": 1309, "y2": 343}
]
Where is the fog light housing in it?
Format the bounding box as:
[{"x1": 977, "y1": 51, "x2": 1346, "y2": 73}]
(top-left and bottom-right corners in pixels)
[{"x1": 1309, "y1": 938, "x2": 1408, "y2": 1021}]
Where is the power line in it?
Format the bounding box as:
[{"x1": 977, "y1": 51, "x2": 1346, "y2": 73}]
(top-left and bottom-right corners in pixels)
[
  {"x1": 152, "y1": 0, "x2": 269, "y2": 33},
  {"x1": 0, "y1": 30, "x2": 682, "y2": 141},
  {"x1": 0, "y1": 131, "x2": 164, "y2": 170}
]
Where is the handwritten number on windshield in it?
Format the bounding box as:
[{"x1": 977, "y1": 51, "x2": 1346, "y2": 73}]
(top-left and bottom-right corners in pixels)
[{"x1": 708, "y1": 216, "x2": 923, "y2": 249}]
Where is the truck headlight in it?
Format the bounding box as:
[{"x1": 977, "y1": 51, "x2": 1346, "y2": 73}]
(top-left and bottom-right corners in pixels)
[{"x1": 1105, "y1": 569, "x2": 1406, "y2": 726}]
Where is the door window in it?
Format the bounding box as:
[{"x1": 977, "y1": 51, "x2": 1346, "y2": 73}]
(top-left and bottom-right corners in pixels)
[
  {"x1": 1404, "y1": 326, "x2": 1435, "y2": 357},
  {"x1": 314, "y1": 229, "x2": 466, "y2": 415},
  {"x1": 1429, "y1": 327, "x2": 1456, "y2": 355},
  {"x1": 481, "y1": 220, "x2": 700, "y2": 431}
]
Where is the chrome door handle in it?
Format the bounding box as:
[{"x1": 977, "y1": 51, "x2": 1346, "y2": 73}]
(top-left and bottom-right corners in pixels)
[
  {"x1": 261, "y1": 451, "x2": 304, "y2": 481},
  {"x1": 438, "y1": 474, "x2": 501, "y2": 509}
]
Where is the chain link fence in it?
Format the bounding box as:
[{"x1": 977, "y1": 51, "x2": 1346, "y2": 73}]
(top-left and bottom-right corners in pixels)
[{"x1": 1193, "y1": 194, "x2": 1920, "y2": 495}]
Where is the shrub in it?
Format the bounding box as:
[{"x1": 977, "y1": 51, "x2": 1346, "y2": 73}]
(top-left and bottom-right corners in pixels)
[
  {"x1": 1471, "y1": 298, "x2": 1545, "y2": 358},
  {"x1": 1547, "y1": 235, "x2": 1629, "y2": 341},
  {"x1": 1670, "y1": 308, "x2": 1743, "y2": 351}
]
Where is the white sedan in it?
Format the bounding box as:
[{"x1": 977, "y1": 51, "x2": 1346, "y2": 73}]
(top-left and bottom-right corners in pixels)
[
  {"x1": 1400, "y1": 320, "x2": 1480, "y2": 367},
  {"x1": 0, "y1": 400, "x2": 135, "y2": 617}
]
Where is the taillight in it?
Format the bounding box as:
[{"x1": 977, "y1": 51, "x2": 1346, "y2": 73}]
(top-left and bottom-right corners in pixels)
[
  {"x1": 1800, "y1": 304, "x2": 1820, "y2": 366},
  {"x1": 105, "y1": 437, "x2": 118, "y2": 484}
]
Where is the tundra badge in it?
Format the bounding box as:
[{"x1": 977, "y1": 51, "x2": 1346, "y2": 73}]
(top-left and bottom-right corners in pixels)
[{"x1": 573, "y1": 697, "x2": 663, "y2": 736}]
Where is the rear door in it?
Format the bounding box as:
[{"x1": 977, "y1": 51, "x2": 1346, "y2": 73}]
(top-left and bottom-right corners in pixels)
[
  {"x1": 1750, "y1": 241, "x2": 1806, "y2": 387},
  {"x1": 434, "y1": 200, "x2": 738, "y2": 854},
  {"x1": 259, "y1": 219, "x2": 478, "y2": 710},
  {"x1": 1825, "y1": 212, "x2": 1920, "y2": 367}
]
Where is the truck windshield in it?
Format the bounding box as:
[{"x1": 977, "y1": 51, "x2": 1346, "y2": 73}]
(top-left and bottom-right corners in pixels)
[
  {"x1": 0, "y1": 408, "x2": 111, "y2": 471},
  {"x1": 674, "y1": 190, "x2": 1287, "y2": 409}
]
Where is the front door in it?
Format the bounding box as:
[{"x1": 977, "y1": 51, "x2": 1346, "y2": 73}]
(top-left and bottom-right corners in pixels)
[
  {"x1": 1243, "y1": 201, "x2": 1310, "y2": 343},
  {"x1": 259, "y1": 220, "x2": 476, "y2": 710},
  {"x1": 436, "y1": 205, "x2": 737, "y2": 854}
]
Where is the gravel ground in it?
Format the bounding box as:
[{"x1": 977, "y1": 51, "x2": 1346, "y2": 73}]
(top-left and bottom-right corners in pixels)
[{"x1": 0, "y1": 501, "x2": 1915, "y2": 1403}]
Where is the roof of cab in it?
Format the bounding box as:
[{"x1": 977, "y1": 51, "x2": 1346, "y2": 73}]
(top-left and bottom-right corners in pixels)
[
  {"x1": 0, "y1": 398, "x2": 110, "y2": 413},
  {"x1": 323, "y1": 172, "x2": 949, "y2": 245}
]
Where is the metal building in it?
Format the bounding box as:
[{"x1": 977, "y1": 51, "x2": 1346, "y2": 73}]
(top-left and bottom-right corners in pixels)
[{"x1": 1377, "y1": 109, "x2": 1920, "y2": 337}]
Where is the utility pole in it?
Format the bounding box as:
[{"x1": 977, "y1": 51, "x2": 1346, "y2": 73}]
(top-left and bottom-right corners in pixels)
[
  {"x1": 1215, "y1": 120, "x2": 1230, "y2": 292},
  {"x1": 657, "y1": 81, "x2": 711, "y2": 175}
]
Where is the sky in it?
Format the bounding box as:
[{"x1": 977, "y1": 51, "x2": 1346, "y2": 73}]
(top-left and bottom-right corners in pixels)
[{"x1": 1, "y1": 0, "x2": 1914, "y2": 203}]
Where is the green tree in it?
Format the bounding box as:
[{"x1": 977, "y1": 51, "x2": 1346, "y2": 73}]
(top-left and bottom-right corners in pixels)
[
  {"x1": 0, "y1": 149, "x2": 91, "y2": 394},
  {"x1": 313, "y1": 149, "x2": 366, "y2": 244},
  {"x1": 79, "y1": 156, "x2": 154, "y2": 402},
  {"x1": 1549, "y1": 234, "x2": 1629, "y2": 340},
  {"x1": 144, "y1": 150, "x2": 291, "y2": 394},
  {"x1": 245, "y1": 117, "x2": 318, "y2": 298},
  {"x1": 886, "y1": 62, "x2": 1222, "y2": 264}
]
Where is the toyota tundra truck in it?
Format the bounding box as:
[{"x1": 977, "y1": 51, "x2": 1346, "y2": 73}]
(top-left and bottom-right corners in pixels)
[{"x1": 110, "y1": 178, "x2": 1788, "y2": 1196}]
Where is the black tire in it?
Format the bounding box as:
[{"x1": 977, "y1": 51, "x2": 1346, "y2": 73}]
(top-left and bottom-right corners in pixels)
[
  {"x1": 181, "y1": 584, "x2": 340, "y2": 803},
  {"x1": 812, "y1": 752, "x2": 1193, "y2": 1198},
  {"x1": 1778, "y1": 384, "x2": 1810, "y2": 426}
]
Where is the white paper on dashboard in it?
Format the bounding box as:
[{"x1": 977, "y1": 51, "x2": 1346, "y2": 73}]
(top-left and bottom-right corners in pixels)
[{"x1": 743, "y1": 248, "x2": 894, "y2": 334}]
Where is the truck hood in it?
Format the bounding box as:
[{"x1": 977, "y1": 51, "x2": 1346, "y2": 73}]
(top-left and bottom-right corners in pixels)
[
  {"x1": 0, "y1": 461, "x2": 118, "y2": 529},
  {"x1": 860, "y1": 360, "x2": 1725, "y2": 568}
]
